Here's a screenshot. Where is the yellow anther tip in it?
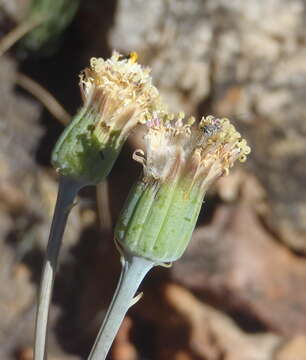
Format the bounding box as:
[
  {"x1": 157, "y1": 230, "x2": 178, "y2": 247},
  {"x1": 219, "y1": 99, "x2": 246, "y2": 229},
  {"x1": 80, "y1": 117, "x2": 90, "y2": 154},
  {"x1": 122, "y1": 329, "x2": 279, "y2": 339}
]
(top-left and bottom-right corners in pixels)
[{"x1": 129, "y1": 51, "x2": 139, "y2": 64}]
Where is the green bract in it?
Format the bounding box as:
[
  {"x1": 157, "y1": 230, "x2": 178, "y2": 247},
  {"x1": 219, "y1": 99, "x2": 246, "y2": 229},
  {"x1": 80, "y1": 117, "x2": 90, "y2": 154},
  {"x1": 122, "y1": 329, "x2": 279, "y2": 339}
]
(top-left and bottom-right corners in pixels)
[
  {"x1": 115, "y1": 179, "x2": 204, "y2": 263},
  {"x1": 52, "y1": 107, "x2": 122, "y2": 185}
]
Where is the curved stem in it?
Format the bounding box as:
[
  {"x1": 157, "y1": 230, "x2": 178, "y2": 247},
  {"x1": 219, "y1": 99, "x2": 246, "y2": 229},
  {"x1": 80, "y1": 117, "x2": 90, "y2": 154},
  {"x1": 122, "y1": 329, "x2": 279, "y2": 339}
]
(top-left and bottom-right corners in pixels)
[
  {"x1": 16, "y1": 72, "x2": 71, "y2": 125},
  {"x1": 34, "y1": 176, "x2": 83, "y2": 360},
  {"x1": 0, "y1": 17, "x2": 42, "y2": 57},
  {"x1": 88, "y1": 255, "x2": 154, "y2": 360}
]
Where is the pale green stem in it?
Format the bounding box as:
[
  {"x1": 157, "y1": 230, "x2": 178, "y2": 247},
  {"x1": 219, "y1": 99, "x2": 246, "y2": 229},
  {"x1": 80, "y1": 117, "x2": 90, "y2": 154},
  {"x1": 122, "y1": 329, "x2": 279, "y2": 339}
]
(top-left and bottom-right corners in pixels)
[
  {"x1": 34, "y1": 176, "x2": 83, "y2": 360},
  {"x1": 88, "y1": 255, "x2": 154, "y2": 360}
]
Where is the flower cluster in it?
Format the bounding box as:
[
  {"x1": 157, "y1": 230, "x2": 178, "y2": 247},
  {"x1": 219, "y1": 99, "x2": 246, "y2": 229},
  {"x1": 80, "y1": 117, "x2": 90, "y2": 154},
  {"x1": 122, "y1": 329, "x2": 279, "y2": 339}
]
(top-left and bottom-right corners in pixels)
[{"x1": 46, "y1": 51, "x2": 252, "y2": 360}]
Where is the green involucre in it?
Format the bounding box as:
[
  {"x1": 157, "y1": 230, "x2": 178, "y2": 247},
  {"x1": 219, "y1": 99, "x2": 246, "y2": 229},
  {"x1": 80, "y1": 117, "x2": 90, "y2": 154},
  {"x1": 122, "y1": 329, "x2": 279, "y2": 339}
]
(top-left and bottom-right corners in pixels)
[
  {"x1": 115, "y1": 179, "x2": 204, "y2": 263},
  {"x1": 22, "y1": 0, "x2": 80, "y2": 51},
  {"x1": 52, "y1": 107, "x2": 122, "y2": 185}
]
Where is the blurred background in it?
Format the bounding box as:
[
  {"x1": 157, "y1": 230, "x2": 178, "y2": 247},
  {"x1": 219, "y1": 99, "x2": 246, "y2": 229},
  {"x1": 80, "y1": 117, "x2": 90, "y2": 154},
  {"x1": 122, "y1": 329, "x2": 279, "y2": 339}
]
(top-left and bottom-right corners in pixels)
[{"x1": 1, "y1": 0, "x2": 306, "y2": 359}]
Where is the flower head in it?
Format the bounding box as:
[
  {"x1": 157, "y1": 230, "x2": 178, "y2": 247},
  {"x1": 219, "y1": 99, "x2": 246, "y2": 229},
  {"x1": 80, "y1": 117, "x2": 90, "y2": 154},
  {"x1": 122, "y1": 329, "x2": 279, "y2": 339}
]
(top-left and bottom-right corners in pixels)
[
  {"x1": 115, "y1": 112, "x2": 250, "y2": 263},
  {"x1": 79, "y1": 51, "x2": 162, "y2": 144},
  {"x1": 52, "y1": 51, "x2": 162, "y2": 184},
  {"x1": 134, "y1": 112, "x2": 250, "y2": 191}
]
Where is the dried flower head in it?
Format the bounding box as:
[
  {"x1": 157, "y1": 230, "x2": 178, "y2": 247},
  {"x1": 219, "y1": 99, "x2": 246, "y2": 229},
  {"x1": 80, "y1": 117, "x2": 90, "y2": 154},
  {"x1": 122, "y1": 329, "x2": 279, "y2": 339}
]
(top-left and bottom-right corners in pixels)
[
  {"x1": 134, "y1": 113, "x2": 250, "y2": 191},
  {"x1": 52, "y1": 51, "x2": 162, "y2": 184},
  {"x1": 79, "y1": 51, "x2": 163, "y2": 143},
  {"x1": 116, "y1": 112, "x2": 250, "y2": 263}
]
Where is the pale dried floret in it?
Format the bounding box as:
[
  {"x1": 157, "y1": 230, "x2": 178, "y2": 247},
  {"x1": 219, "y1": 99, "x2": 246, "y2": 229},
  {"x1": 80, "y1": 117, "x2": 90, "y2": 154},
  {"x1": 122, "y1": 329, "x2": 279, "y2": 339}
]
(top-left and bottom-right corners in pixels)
[
  {"x1": 79, "y1": 51, "x2": 163, "y2": 143},
  {"x1": 133, "y1": 112, "x2": 251, "y2": 191}
]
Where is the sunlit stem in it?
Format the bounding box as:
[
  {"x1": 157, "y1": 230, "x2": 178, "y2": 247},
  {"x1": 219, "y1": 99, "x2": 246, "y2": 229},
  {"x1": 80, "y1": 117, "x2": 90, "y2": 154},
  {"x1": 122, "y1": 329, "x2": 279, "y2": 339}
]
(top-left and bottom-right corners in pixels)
[
  {"x1": 0, "y1": 17, "x2": 43, "y2": 57},
  {"x1": 34, "y1": 176, "x2": 83, "y2": 360},
  {"x1": 88, "y1": 255, "x2": 154, "y2": 360}
]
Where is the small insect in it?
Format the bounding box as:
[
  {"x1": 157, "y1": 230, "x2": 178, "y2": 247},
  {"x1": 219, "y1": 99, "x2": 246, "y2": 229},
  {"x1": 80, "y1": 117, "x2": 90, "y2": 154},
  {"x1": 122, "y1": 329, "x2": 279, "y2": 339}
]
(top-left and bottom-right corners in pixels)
[{"x1": 202, "y1": 117, "x2": 221, "y2": 136}]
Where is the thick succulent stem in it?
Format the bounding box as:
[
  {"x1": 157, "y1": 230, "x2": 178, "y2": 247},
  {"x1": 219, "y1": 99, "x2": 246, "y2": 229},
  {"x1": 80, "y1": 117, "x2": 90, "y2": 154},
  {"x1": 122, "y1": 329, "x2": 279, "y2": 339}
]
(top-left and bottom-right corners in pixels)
[
  {"x1": 88, "y1": 255, "x2": 154, "y2": 360},
  {"x1": 34, "y1": 176, "x2": 83, "y2": 360}
]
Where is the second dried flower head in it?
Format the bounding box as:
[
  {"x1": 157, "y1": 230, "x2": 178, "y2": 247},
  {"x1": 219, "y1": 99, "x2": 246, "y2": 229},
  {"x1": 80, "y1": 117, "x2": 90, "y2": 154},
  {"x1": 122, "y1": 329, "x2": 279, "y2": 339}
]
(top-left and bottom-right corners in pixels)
[{"x1": 115, "y1": 113, "x2": 251, "y2": 263}]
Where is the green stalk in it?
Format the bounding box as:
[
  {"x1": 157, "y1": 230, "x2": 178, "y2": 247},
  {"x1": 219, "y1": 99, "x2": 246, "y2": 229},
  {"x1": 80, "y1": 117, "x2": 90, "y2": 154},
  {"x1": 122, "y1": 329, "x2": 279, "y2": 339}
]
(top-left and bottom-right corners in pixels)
[
  {"x1": 88, "y1": 255, "x2": 154, "y2": 360},
  {"x1": 34, "y1": 176, "x2": 83, "y2": 360}
]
